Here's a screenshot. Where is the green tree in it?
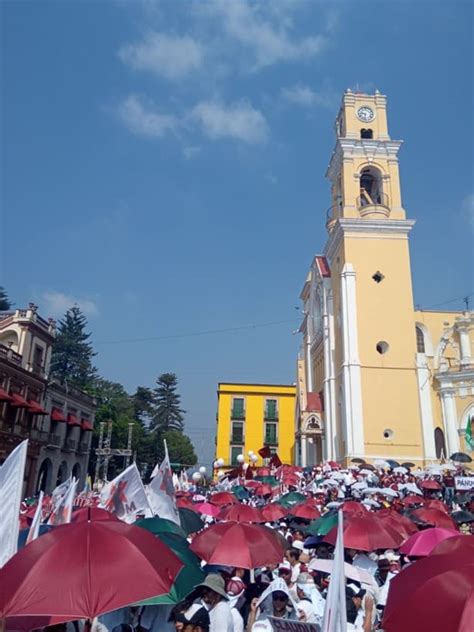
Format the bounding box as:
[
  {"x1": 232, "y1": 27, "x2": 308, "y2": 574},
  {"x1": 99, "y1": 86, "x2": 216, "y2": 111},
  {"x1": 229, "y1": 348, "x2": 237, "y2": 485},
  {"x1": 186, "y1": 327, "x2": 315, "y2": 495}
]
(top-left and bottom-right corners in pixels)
[
  {"x1": 162, "y1": 430, "x2": 197, "y2": 469},
  {"x1": 0, "y1": 287, "x2": 12, "y2": 311},
  {"x1": 151, "y1": 373, "x2": 185, "y2": 432},
  {"x1": 131, "y1": 386, "x2": 154, "y2": 427},
  {"x1": 50, "y1": 306, "x2": 97, "y2": 391}
]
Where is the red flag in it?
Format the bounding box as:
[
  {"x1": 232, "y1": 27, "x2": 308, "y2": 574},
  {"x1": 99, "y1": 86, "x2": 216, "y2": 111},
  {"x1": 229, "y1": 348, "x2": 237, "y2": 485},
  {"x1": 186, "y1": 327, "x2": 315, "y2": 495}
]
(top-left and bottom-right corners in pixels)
[
  {"x1": 245, "y1": 466, "x2": 254, "y2": 480},
  {"x1": 258, "y1": 446, "x2": 272, "y2": 458},
  {"x1": 269, "y1": 453, "x2": 282, "y2": 468}
]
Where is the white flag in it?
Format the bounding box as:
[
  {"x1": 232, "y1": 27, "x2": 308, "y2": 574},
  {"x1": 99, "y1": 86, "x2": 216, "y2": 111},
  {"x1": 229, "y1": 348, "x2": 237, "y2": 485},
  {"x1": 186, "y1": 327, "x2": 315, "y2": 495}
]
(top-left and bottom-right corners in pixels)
[
  {"x1": 99, "y1": 463, "x2": 150, "y2": 523},
  {"x1": 49, "y1": 478, "x2": 78, "y2": 526},
  {"x1": 0, "y1": 439, "x2": 28, "y2": 567},
  {"x1": 26, "y1": 490, "x2": 44, "y2": 544},
  {"x1": 321, "y1": 510, "x2": 347, "y2": 632},
  {"x1": 147, "y1": 441, "x2": 180, "y2": 525}
]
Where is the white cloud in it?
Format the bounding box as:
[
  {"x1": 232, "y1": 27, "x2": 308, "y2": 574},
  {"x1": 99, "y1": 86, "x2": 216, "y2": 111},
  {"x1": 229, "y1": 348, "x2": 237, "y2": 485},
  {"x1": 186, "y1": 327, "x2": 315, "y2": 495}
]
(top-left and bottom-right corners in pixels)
[
  {"x1": 281, "y1": 84, "x2": 335, "y2": 108},
  {"x1": 118, "y1": 95, "x2": 177, "y2": 138},
  {"x1": 199, "y1": 1, "x2": 326, "y2": 70},
  {"x1": 191, "y1": 99, "x2": 268, "y2": 144},
  {"x1": 119, "y1": 32, "x2": 204, "y2": 80},
  {"x1": 42, "y1": 292, "x2": 99, "y2": 318}
]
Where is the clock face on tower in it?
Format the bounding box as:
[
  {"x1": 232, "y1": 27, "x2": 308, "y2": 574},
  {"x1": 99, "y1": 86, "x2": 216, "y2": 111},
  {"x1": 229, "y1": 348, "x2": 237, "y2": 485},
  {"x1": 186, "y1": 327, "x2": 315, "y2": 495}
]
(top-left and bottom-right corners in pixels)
[{"x1": 357, "y1": 106, "x2": 375, "y2": 122}]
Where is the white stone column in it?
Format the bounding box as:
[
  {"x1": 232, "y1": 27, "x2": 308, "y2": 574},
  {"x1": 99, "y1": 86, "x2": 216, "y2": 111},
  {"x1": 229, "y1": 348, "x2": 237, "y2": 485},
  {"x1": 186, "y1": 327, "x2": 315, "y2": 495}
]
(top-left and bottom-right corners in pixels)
[
  {"x1": 322, "y1": 283, "x2": 335, "y2": 461},
  {"x1": 340, "y1": 264, "x2": 364, "y2": 456},
  {"x1": 457, "y1": 324, "x2": 472, "y2": 368},
  {"x1": 301, "y1": 434, "x2": 308, "y2": 467},
  {"x1": 440, "y1": 389, "x2": 460, "y2": 457},
  {"x1": 415, "y1": 357, "x2": 437, "y2": 459}
]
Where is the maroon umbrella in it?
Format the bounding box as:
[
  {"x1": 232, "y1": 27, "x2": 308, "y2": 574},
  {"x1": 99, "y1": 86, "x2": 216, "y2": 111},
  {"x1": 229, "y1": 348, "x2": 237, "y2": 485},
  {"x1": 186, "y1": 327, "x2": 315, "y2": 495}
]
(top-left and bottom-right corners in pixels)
[
  {"x1": 0, "y1": 520, "x2": 183, "y2": 619},
  {"x1": 377, "y1": 509, "x2": 418, "y2": 538},
  {"x1": 383, "y1": 535, "x2": 474, "y2": 632},
  {"x1": 424, "y1": 499, "x2": 449, "y2": 513},
  {"x1": 209, "y1": 491, "x2": 238, "y2": 506},
  {"x1": 290, "y1": 504, "x2": 321, "y2": 520},
  {"x1": 402, "y1": 495, "x2": 425, "y2": 507},
  {"x1": 324, "y1": 514, "x2": 405, "y2": 551},
  {"x1": 189, "y1": 521, "x2": 285, "y2": 569},
  {"x1": 420, "y1": 479, "x2": 442, "y2": 490},
  {"x1": 261, "y1": 503, "x2": 288, "y2": 522},
  {"x1": 341, "y1": 501, "x2": 368, "y2": 515},
  {"x1": 254, "y1": 483, "x2": 274, "y2": 496},
  {"x1": 218, "y1": 504, "x2": 264, "y2": 523},
  {"x1": 410, "y1": 507, "x2": 457, "y2": 529},
  {"x1": 431, "y1": 534, "x2": 474, "y2": 556},
  {"x1": 71, "y1": 507, "x2": 120, "y2": 522}
]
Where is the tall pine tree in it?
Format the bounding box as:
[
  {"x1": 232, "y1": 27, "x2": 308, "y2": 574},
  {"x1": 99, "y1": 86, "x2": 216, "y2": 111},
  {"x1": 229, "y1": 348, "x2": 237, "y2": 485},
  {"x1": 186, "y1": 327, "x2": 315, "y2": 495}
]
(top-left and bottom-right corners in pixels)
[
  {"x1": 151, "y1": 373, "x2": 185, "y2": 432},
  {"x1": 0, "y1": 287, "x2": 12, "y2": 311},
  {"x1": 50, "y1": 306, "x2": 97, "y2": 391}
]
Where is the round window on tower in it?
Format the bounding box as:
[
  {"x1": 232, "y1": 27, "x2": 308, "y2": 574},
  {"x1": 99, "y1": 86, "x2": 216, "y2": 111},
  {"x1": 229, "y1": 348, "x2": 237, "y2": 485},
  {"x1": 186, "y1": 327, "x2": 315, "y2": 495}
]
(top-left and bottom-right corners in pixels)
[
  {"x1": 376, "y1": 341, "x2": 389, "y2": 354},
  {"x1": 383, "y1": 429, "x2": 394, "y2": 440}
]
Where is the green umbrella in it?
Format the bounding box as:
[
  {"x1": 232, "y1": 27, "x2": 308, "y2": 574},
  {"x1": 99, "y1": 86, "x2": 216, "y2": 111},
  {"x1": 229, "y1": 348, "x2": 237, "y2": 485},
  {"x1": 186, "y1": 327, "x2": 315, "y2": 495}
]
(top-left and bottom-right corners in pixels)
[
  {"x1": 254, "y1": 476, "x2": 279, "y2": 486},
  {"x1": 178, "y1": 507, "x2": 205, "y2": 535},
  {"x1": 137, "y1": 532, "x2": 204, "y2": 605},
  {"x1": 233, "y1": 485, "x2": 251, "y2": 501},
  {"x1": 136, "y1": 517, "x2": 188, "y2": 539},
  {"x1": 306, "y1": 511, "x2": 338, "y2": 536},
  {"x1": 276, "y1": 491, "x2": 306, "y2": 508}
]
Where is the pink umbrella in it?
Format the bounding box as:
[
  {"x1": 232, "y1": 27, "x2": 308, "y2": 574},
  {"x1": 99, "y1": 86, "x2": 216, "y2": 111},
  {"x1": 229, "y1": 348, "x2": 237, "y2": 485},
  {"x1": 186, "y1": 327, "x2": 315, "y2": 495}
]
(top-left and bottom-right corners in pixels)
[
  {"x1": 399, "y1": 527, "x2": 460, "y2": 557},
  {"x1": 194, "y1": 502, "x2": 222, "y2": 518},
  {"x1": 218, "y1": 504, "x2": 264, "y2": 523}
]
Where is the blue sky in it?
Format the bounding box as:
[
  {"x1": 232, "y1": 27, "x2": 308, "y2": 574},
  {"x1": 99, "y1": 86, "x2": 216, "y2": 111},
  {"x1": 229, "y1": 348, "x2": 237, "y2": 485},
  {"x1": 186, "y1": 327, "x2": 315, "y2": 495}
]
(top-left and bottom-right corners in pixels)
[{"x1": 2, "y1": 0, "x2": 473, "y2": 467}]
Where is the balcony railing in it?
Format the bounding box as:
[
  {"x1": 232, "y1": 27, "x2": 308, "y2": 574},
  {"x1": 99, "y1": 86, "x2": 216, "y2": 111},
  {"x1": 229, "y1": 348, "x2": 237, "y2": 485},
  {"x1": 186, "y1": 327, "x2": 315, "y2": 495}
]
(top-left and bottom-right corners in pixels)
[
  {"x1": 0, "y1": 343, "x2": 22, "y2": 366},
  {"x1": 48, "y1": 433, "x2": 62, "y2": 448},
  {"x1": 65, "y1": 438, "x2": 77, "y2": 452},
  {"x1": 231, "y1": 409, "x2": 245, "y2": 420},
  {"x1": 357, "y1": 191, "x2": 390, "y2": 217}
]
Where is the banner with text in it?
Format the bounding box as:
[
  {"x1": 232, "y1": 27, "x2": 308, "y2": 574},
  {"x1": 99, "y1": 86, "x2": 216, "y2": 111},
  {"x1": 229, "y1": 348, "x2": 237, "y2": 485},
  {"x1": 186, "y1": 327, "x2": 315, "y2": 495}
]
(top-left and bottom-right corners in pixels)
[{"x1": 455, "y1": 476, "x2": 474, "y2": 490}]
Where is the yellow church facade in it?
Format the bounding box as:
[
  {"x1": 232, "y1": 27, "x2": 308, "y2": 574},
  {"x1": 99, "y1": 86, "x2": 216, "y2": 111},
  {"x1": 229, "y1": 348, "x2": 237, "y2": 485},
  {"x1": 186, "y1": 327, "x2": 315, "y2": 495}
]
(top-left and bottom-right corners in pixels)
[{"x1": 296, "y1": 90, "x2": 474, "y2": 467}]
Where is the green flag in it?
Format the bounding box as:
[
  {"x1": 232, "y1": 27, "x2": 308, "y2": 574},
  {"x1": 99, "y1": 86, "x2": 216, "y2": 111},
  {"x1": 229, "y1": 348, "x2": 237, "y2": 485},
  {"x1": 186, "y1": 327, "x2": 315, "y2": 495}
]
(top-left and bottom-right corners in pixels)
[{"x1": 466, "y1": 416, "x2": 474, "y2": 451}]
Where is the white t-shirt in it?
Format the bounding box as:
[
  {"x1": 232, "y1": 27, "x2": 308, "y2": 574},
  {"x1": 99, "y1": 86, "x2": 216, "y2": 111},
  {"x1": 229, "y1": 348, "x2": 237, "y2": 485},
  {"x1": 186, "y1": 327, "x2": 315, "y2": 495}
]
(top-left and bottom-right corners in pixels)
[
  {"x1": 209, "y1": 600, "x2": 234, "y2": 632},
  {"x1": 231, "y1": 607, "x2": 244, "y2": 632}
]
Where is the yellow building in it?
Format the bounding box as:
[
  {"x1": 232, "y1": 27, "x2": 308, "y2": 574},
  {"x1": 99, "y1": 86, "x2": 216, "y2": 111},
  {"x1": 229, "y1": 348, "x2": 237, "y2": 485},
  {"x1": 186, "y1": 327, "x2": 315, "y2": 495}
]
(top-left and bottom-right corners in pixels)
[
  {"x1": 215, "y1": 383, "x2": 296, "y2": 467},
  {"x1": 296, "y1": 90, "x2": 474, "y2": 467}
]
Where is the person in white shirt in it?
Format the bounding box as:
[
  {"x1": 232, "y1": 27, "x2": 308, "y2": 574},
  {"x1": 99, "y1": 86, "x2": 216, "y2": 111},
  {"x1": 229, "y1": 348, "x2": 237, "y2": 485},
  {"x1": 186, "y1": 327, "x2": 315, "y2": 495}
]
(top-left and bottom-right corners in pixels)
[{"x1": 194, "y1": 574, "x2": 234, "y2": 632}]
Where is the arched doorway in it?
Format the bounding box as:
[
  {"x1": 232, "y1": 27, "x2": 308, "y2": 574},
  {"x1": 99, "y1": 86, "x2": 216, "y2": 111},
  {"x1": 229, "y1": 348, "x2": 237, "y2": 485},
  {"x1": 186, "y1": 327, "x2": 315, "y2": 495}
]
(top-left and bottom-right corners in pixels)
[
  {"x1": 72, "y1": 462, "x2": 81, "y2": 482},
  {"x1": 37, "y1": 458, "x2": 53, "y2": 493},
  {"x1": 56, "y1": 461, "x2": 68, "y2": 486},
  {"x1": 434, "y1": 427, "x2": 446, "y2": 459}
]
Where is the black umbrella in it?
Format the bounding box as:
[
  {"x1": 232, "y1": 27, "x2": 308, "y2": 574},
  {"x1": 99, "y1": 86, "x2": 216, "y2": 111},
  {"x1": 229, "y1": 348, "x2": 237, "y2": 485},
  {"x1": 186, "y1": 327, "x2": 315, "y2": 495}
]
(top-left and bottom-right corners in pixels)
[
  {"x1": 386, "y1": 459, "x2": 400, "y2": 468},
  {"x1": 360, "y1": 463, "x2": 376, "y2": 471},
  {"x1": 451, "y1": 510, "x2": 474, "y2": 524},
  {"x1": 401, "y1": 462, "x2": 415, "y2": 468},
  {"x1": 450, "y1": 452, "x2": 472, "y2": 463},
  {"x1": 178, "y1": 507, "x2": 204, "y2": 535},
  {"x1": 453, "y1": 493, "x2": 472, "y2": 505},
  {"x1": 351, "y1": 458, "x2": 366, "y2": 464}
]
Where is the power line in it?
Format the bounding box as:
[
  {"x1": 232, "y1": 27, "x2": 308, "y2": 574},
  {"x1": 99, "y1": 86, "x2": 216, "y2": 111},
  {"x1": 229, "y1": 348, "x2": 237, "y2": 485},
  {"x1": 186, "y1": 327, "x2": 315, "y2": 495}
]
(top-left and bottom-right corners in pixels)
[
  {"x1": 95, "y1": 319, "x2": 299, "y2": 346},
  {"x1": 418, "y1": 292, "x2": 473, "y2": 311}
]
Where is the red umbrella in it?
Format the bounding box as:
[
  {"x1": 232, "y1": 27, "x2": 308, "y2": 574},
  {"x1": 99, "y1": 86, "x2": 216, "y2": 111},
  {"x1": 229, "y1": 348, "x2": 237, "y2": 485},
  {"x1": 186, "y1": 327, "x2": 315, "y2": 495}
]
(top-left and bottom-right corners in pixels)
[
  {"x1": 243, "y1": 480, "x2": 260, "y2": 489},
  {"x1": 399, "y1": 527, "x2": 460, "y2": 557},
  {"x1": 176, "y1": 497, "x2": 196, "y2": 510},
  {"x1": 290, "y1": 504, "x2": 321, "y2": 520},
  {"x1": 0, "y1": 520, "x2": 183, "y2": 619},
  {"x1": 383, "y1": 535, "x2": 474, "y2": 632},
  {"x1": 431, "y1": 534, "x2": 474, "y2": 556},
  {"x1": 255, "y1": 483, "x2": 274, "y2": 496},
  {"x1": 342, "y1": 501, "x2": 368, "y2": 515},
  {"x1": 420, "y1": 479, "x2": 442, "y2": 490},
  {"x1": 209, "y1": 492, "x2": 238, "y2": 506},
  {"x1": 71, "y1": 507, "x2": 120, "y2": 522},
  {"x1": 324, "y1": 515, "x2": 405, "y2": 551},
  {"x1": 424, "y1": 499, "x2": 449, "y2": 513},
  {"x1": 261, "y1": 504, "x2": 288, "y2": 522},
  {"x1": 281, "y1": 473, "x2": 299, "y2": 486},
  {"x1": 402, "y1": 494, "x2": 425, "y2": 507},
  {"x1": 195, "y1": 502, "x2": 222, "y2": 518},
  {"x1": 189, "y1": 521, "x2": 285, "y2": 569},
  {"x1": 255, "y1": 467, "x2": 271, "y2": 476},
  {"x1": 410, "y1": 508, "x2": 457, "y2": 529},
  {"x1": 377, "y1": 509, "x2": 418, "y2": 537},
  {"x1": 218, "y1": 504, "x2": 264, "y2": 523}
]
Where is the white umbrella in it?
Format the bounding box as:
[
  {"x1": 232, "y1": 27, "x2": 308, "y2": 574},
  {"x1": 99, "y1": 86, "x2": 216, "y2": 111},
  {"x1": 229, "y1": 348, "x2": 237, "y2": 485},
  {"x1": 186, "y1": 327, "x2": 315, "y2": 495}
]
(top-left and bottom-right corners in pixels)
[
  {"x1": 352, "y1": 482, "x2": 368, "y2": 490},
  {"x1": 362, "y1": 498, "x2": 381, "y2": 508},
  {"x1": 362, "y1": 487, "x2": 384, "y2": 495},
  {"x1": 330, "y1": 472, "x2": 346, "y2": 480},
  {"x1": 326, "y1": 501, "x2": 342, "y2": 509},
  {"x1": 309, "y1": 558, "x2": 377, "y2": 588},
  {"x1": 399, "y1": 483, "x2": 422, "y2": 495},
  {"x1": 393, "y1": 466, "x2": 408, "y2": 474},
  {"x1": 442, "y1": 463, "x2": 457, "y2": 471},
  {"x1": 360, "y1": 469, "x2": 375, "y2": 477},
  {"x1": 380, "y1": 488, "x2": 399, "y2": 498},
  {"x1": 324, "y1": 479, "x2": 339, "y2": 487},
  {"x1": 374, "y1": 459, "x2": 389, "y2": 468}
]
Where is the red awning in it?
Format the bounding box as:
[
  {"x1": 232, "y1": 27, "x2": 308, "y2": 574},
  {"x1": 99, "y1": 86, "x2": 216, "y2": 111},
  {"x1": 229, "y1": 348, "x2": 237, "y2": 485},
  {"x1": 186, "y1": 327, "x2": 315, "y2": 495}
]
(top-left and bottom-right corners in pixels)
[
  {"x1": 67, "y1": 413, "x2": 81, "y2": 427},
  {"x1": 51, "y1": 407, "x2": 67, "y2": 422},
  {"x1": 28, "y1": 400, "x2": 49, "y2": 415},
  {"x1": 0, "y1": 388, "x2": 13, "y2": 402},
  {"x1": 10, "y1": 392, "x2": 30, "y2": 408},
  {"x1": 81, "y1": 419, "x2": 93, "y2": 431}
]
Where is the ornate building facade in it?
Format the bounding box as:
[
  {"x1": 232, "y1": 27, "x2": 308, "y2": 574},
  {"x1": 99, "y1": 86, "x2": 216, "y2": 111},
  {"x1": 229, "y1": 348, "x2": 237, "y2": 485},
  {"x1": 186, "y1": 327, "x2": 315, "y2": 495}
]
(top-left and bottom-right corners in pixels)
[
  {"x1": 295, "y1": 91, "x2": 473, "y2": 466},
  {"x1": 0, "y1": 305, "x2": 96, "y2": 495}
]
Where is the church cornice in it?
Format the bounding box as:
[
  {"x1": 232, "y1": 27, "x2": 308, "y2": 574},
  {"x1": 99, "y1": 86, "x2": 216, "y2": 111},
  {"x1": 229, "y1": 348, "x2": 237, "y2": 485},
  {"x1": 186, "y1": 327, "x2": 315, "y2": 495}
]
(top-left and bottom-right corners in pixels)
[
  {"x1": 324, "y1": 218, "x2": 415, "y2": 262},
  {"x1": 326, "y1": 138, "x2": 403, "y2": 181}
]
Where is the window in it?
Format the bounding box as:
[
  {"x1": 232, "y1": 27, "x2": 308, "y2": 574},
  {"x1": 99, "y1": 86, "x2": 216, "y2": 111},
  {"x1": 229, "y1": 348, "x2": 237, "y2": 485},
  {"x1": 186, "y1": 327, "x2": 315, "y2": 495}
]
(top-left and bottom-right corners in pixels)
[
  {"x1": 231, "y1": 422, "x2": 244, "y2": 443},
  {"x1": 231, "y1": 446, "x2": 243, "y2": 465},
  {"x1": 361, "y1": 128, "x2": 373, "y2": 139},
  {"x1": 265, "y1": 422, "x2": 278, "y2": 445},
  {"x1": 359, "y1": 167, "x2": 383, "y2": 206},
  {"x1": 265, "y1": 399, "x2": 278, "y2": 420},
  {"x1": 416, "y1": 327, "x2": 426, "y2": 353},
  {"x1": 231, "y1": 397, "x2": 245, "y2": 419},
  {"x1": 434, "y1": 428, "x2": 446, "y2": 459},
  {"x1": 376, "y1": 341, "x2": 389, "y2": 354},
  {"x1": 33, "y1": 345, "x2": 44, "y2": 373},
  {"x1": 372, "y1": 271, "x2": 384, "y2": 283},
  {"x1": 383, "y1": 429, "x2": 394, "y2": 439}
]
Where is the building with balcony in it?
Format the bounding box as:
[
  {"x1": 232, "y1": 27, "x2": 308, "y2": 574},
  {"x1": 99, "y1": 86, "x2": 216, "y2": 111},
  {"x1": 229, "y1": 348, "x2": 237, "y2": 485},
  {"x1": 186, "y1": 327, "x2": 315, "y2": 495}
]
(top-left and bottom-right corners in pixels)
[
  {"x1": 0, "y1": 305, "x2": 96, "y2": 495},
  {"x1": 215, "y1": 383, "x2": 296, "y2": 467},
  {"x1": 296, "y1": 90, "x2": 474, "y2": 467}
]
